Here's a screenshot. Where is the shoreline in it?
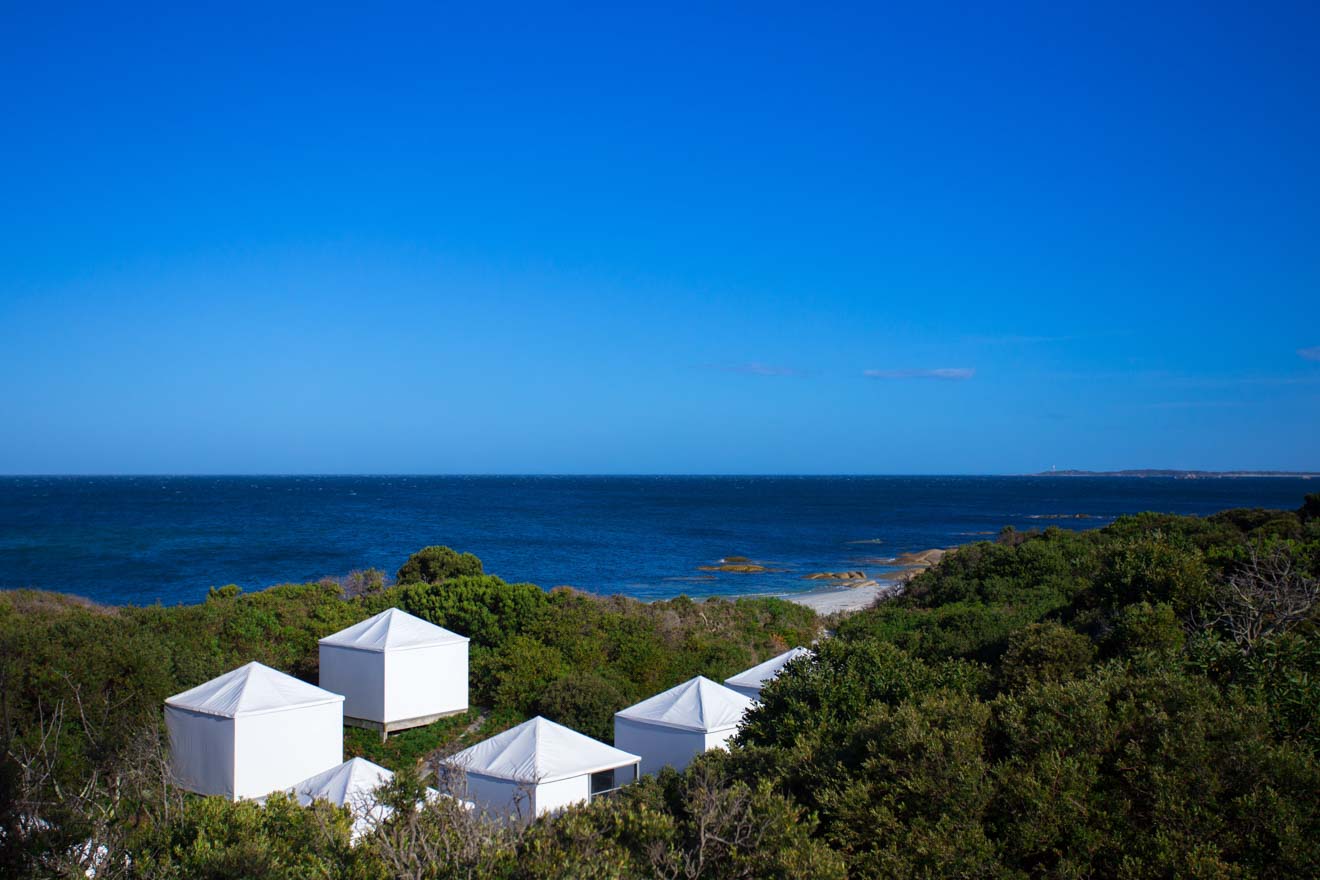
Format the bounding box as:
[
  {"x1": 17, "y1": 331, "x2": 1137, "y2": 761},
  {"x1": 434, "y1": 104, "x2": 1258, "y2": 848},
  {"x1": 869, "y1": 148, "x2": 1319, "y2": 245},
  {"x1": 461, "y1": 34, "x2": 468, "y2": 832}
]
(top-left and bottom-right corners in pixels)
[
  {"x1": 775, "y1": 580, "x2": 900, "y2": 614},
  {"x1": 5, "y1": 478, "x2": 1312, "y2": 607}
]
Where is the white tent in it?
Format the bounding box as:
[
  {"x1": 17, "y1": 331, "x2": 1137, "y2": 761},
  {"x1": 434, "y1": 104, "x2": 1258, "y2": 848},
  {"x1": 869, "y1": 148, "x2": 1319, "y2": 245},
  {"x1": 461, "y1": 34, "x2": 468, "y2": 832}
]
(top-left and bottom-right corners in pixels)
[
  {"x1": 723, "y1": 646, "x2": 812, "y2": 700},
  {"x1": 164, "y1": 661, "x2": 343, "y2": 800},
  {"x1": 285, "y1": 757, "x2": 466, "y2": 842},
  {"x1": 614, "y1": 676, "x2": 753, "y2": 776},
  {"x1": 319, "y1": 608, "x2": 469, "y2": 735},
  {"x1": 290, "y1": 757, "x2": 394, "y2": 841},
  {"x1": 446, "y1": 716, "x2": 640, "y2": 818}
]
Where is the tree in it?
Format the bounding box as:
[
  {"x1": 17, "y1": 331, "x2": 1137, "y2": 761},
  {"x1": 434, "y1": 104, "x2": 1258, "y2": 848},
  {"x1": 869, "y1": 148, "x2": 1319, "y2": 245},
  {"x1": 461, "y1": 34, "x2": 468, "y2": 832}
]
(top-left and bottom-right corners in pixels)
[
  {"x1": 396, "y1": 546, "x2": 484, "y2": 585},
  {"x1": 1210, "y1": 543, "x2": 1320, "y2": 654}
]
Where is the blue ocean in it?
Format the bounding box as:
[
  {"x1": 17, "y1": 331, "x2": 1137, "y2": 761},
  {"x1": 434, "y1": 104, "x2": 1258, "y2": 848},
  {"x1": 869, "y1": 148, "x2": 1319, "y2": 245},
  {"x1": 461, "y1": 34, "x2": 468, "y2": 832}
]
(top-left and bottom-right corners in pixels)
[{"x1": 0, "y1": 476, "x2": 1313, "y2": 606}]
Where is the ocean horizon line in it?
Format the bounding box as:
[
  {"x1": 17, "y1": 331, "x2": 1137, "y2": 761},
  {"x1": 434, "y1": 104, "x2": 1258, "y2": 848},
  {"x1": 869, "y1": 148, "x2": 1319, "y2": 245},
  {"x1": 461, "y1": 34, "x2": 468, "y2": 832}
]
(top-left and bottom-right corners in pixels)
[
  {"x1": 3, "y1": 473, "x2": 1314, "y2": 606},
  {"x1": 3, "y1": 470, "x2": 1316, "y2": 479}
]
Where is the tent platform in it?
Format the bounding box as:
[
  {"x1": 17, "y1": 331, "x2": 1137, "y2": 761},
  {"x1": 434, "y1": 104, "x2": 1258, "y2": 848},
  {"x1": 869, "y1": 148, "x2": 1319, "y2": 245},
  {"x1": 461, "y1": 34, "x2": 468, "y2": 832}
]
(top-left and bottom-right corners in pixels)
[{"x1": 345, "y1": 709, "x2": 466, "y2": 741}]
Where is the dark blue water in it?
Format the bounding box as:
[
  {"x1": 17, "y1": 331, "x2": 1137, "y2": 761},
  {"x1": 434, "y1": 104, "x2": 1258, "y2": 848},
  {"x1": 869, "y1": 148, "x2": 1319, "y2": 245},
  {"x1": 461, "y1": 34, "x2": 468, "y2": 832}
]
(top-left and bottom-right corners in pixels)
[{"x1": 0, "y1": 476, "x2": 1313, "y2": 606}]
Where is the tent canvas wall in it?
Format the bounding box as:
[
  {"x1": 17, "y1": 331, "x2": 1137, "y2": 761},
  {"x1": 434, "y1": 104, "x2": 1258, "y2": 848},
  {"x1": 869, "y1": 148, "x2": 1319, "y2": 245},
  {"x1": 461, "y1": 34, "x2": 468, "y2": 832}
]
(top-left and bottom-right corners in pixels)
[
  {"x1": 319, "y1": 607, "x2": 469, "y2": 734},
  {"x1": 722, "y1": 646, "x2": 812, "y2": 700},
  {"x1": 164, "y1": 662, "x2": 343, "y2": 800},
  {"x1": 614, "y1": 676, "x2": 753, "y2": 776},
  {"x1": 447, "y1": 716, "x2": 640, "y2": 818}
]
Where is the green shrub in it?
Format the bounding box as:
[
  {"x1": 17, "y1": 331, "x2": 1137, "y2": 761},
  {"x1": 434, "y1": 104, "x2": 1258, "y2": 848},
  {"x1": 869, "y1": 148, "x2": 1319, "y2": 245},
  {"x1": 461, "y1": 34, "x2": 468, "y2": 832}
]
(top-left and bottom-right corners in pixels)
[
  {"x1": 1000, "y1": 621, "x2": 1096, "y2": 690},
  {"x1": 535, "y1": 673, "x2": 629, "y2": 742},
  {"x1": 837, "y1": 590, "x2": 1068, "y2": 665},
  {"x1": 399, "y1": 575, "x2": 548, "y2": 647},
  {"x1": 128, "y1": 792, "x2": 359, "y2": 879},
  {"x1": 740, "y1": 637, "x2": 982, "y2": 754},
  {"x1": 1094, "y1": 534, "x2": 1213, "y2": 613},
  {"x1": 818, "y1": 691, "x2": 996, "y2": 877},
  {"x1": 476, "y1": 635, "x2": 569, "y2": 714},
  {"x1": 396, "y1": 545, "x2": 485, "y2": 584},
  {"x1": 207, "y1": 583, "x2": 242, "y2": 601},
  {"x1": 1107, "y1": 600, "x2": 1185, "y2": 658},
  {"x1": 1239, "y1": 632, "x2": 1320, "y2": 748},
  {"x1": 989, "y1": 665, "x2": 1320, "y2": 876},
  {"x1": 6, "y1": 497, "x2": 1320, "y2": 879}
]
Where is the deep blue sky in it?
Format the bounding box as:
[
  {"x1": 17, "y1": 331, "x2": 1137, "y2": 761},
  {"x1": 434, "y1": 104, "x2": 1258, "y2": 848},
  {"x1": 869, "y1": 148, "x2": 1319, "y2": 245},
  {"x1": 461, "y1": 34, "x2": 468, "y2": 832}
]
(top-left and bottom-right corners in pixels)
[{"x1": 2, "y1": 2, "x2": 1317, "y2": 474}]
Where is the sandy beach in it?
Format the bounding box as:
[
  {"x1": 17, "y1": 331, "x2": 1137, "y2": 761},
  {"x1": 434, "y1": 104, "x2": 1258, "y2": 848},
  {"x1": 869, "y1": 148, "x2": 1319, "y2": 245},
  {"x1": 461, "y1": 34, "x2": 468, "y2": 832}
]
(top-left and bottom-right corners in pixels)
[{"x1": 781, "y1": 581, "x2": 898, "y2": 614}]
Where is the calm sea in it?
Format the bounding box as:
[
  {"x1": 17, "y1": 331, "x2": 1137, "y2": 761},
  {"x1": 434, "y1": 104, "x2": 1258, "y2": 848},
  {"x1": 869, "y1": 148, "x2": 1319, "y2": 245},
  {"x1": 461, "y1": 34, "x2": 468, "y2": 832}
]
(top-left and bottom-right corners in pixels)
[{"x1": 0, "y1": 476, "x2": 1313, "y2": 606}]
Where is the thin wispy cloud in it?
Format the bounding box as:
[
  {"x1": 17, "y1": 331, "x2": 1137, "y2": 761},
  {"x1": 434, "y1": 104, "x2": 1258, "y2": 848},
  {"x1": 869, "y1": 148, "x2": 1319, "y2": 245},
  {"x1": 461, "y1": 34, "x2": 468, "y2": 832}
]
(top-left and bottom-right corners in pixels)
[
  {"x1": 863, "y1": 368, "x2": 976, "y2": 381},
  {"x1": 1299, "y1": 346, "x2": 1320, "y2": 362},
  {"x1": 701, "y1": 362, "x2": 801, "y2": 377}
]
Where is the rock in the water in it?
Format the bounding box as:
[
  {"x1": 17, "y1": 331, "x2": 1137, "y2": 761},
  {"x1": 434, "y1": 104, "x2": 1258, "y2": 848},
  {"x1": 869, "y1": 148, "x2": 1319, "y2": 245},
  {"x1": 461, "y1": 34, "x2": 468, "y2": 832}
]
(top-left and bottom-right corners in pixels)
[
  {"x1": 698, "y1": 563, "x2": 769, "y2": 573},
  {"x1": 1027, "y1": 513, "x2": 1094, "y2": 520},
  {"x1": 891, "y1": 548, "x2": 950, "y2": 566}
]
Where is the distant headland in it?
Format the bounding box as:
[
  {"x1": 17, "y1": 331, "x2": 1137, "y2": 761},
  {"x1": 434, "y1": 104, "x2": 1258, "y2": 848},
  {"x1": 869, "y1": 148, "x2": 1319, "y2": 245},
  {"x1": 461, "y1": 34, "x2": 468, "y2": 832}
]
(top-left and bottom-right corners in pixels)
[{"x1": 1030, "y1": 469, "x2": 1318, "y2": 479}]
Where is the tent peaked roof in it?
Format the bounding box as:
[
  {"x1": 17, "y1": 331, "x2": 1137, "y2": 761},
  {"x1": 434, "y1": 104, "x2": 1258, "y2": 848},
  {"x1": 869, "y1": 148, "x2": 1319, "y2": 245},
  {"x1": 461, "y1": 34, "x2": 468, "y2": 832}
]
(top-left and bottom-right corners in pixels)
[
  {"x1": 293, "y1": 758, "x2": 392, "y2": 807},
  {"x1": 615, "y1": 676, "x2": 753, "y2": 733},
  {"x1": 449, "y1": 717, "x2": 639, "y2": 784},
  {"x1": 165, "y1": 661, "x2": 343, "y2": 718},
  {"x1": 319, "y1": 607, "x2": 468, "y2": 652},
  {"x1": 723, "y1": 647, "x2": 813, "y2": 692}
]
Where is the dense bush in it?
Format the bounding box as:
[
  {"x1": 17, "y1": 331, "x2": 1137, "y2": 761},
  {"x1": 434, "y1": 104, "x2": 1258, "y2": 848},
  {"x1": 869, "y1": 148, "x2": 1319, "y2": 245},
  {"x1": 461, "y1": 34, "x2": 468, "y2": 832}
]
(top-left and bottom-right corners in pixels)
[
  {"x1": 985, "y1": 664, "x2": 1319, "y2": 876},
  {"x1": 1300, "y1": 492, "x2": 1320, "y2": 523},
  {"x1": 399, "y1": 576, "x2": 549, "y2": 647},
  {"x1": 0, "y1": 544, "x2": 821, "y2": 877},
  {"x1": 533, "y1": 673, "x2": 628, "y2": 741},
  {"x1": 1093, "y1": 532, "x2": 1214, "y2": 612},
  {"x1": 740, "y1": 637, "x2": 983, "y2": 756},
  {"x1": 736, "y1": 497, "x2": 1320, "y2": 876},
  {"x1": 998, "y1": 620, "x2": 1095, "y2": 689},
  {"x1": 1106, "y1": 599, "x2": 1185, "y2": 657},
  {"x1": 3, "y1": 498, "x2": 1319, "y2": 878},
  {"x1": 396, "y1": 545, "x2": 485, "y2": 585},
  {"x1": 128, "y1": 793, "x2": 363, "y2": 880}
]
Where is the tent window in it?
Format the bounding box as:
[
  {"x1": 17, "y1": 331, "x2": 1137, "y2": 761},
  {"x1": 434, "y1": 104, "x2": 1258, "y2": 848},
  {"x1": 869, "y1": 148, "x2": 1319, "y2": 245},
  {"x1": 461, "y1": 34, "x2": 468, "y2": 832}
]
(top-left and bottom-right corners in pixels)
[{"x1": 590, "y1": 769, "x2": 620, "y2": 800}]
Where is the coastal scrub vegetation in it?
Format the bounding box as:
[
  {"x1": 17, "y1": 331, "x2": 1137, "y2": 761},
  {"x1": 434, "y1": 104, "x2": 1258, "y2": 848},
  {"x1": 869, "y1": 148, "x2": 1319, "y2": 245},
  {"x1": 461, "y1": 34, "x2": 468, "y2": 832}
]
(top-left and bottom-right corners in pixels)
[
  {"x1": 2, "y1": 497, "x2": 1319, "y2": 877},
  {"x1": 395, "y1": 546, "x2": 485, "y2": 586}
]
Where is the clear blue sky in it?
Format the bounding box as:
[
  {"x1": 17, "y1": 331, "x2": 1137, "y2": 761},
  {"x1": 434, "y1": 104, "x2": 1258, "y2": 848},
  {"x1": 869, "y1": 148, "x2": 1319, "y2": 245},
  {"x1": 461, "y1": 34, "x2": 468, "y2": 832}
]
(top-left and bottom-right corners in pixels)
[{"x1": 2, "y1": 2, "x2": 1317, "y2": 474}]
